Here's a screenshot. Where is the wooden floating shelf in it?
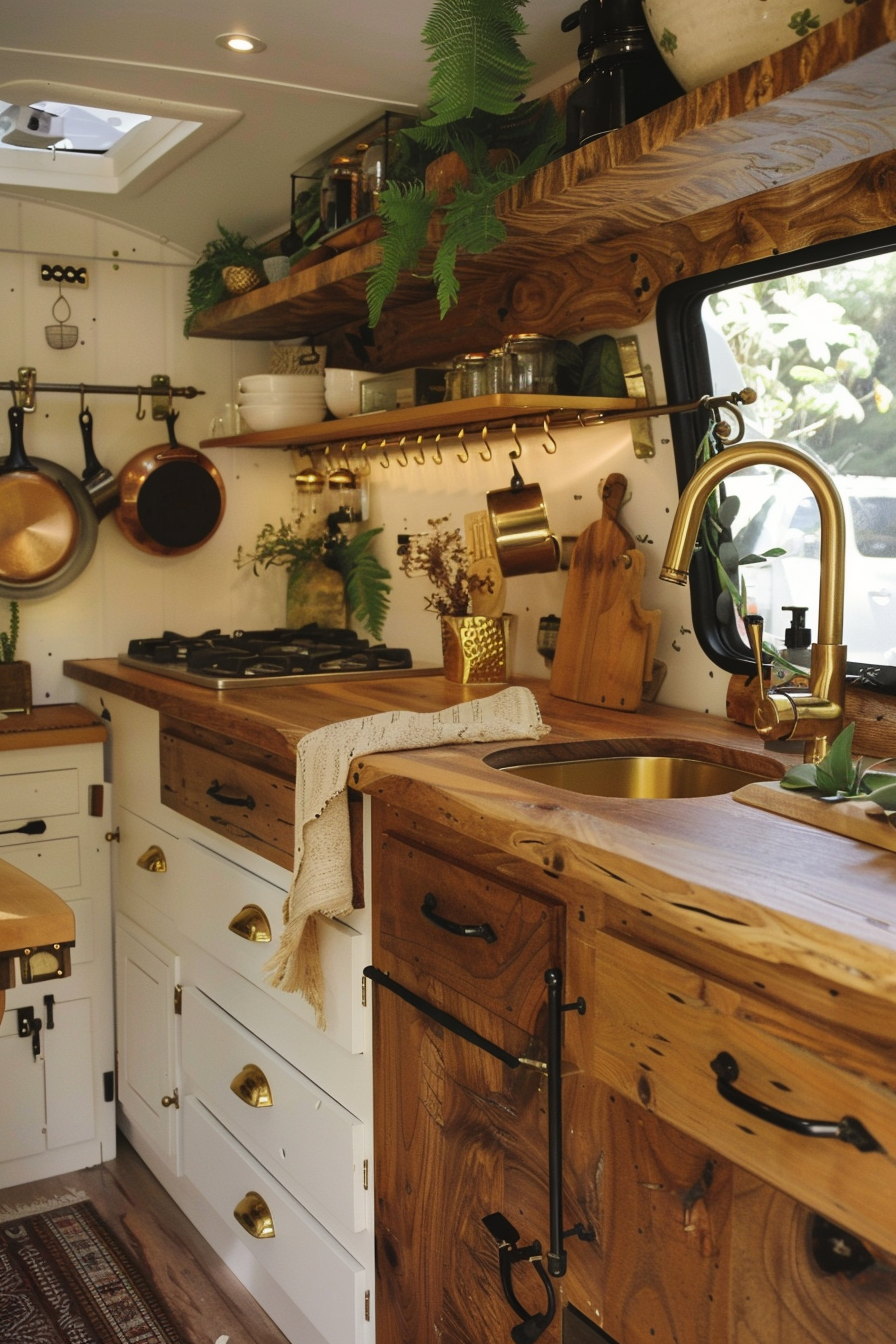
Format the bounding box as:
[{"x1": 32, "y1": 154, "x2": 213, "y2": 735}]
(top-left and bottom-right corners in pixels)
[
  {"x1": 188, "y1": 0, "x2": 896, "y2": 346},
  {"x1": 199, "y1": 394, "x2": 637, "y2": 452}
]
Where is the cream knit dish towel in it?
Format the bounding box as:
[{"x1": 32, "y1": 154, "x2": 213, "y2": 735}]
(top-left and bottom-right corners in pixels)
[{"x1": 264, "y1": 686, "x2": 549, "y2": 1026}]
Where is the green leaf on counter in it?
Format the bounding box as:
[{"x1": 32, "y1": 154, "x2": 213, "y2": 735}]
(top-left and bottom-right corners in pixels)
[
  {"x1": 861, "y1": 780, "x2": 896, "y2": 809},
  {"x1": 780, "y1": 762, "x2": 820, "y2": 790},
  {"x1": 819, "y1": 720, "x2": 856, "y2": 794}
]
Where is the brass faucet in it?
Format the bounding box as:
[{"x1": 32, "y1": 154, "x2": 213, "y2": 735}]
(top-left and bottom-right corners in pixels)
[{"x1": 659, "y1": 440, "x2": 847, "y2": 764}]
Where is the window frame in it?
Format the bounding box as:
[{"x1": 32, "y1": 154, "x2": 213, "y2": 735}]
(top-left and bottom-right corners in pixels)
[{"x1": 656, "y1": 222, "x2": 896, "y2": 677}]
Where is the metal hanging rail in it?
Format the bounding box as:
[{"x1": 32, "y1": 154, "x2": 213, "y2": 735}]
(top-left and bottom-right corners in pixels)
[{"x1": 6, "y1": 368, "x2": 205, "y2": 420}]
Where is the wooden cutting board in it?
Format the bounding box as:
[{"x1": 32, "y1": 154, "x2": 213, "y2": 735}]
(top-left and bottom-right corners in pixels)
[
  {"x1": 733, "y1": 779, "x2": 896, "y2": 854},
  {"x1": 551, "y1": 473, "x2": 662, "y2": 712}
]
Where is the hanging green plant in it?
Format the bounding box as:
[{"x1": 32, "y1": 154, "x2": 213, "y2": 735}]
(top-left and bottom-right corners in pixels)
[
  {"x1": 366, "y1": 0, "x2": 564, "y2": 325},
  {"x1": 184, "y1": 223, "x2": 266, "y2": 334}
]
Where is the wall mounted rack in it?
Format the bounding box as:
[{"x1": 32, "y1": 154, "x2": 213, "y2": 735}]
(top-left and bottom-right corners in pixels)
[{"x1": 7, "y1": 368, "x2": 205, "y2": 420}]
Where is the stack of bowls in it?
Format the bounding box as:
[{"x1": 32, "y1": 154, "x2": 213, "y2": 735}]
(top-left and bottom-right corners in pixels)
[{"x1": 237, "y1": 373, "x2": 327, "y2": 431}]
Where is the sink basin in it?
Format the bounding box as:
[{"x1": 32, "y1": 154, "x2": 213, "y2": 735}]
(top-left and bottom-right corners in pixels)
[{"x1": 485, "y1": 737, "x2": 782, "y2": 800}]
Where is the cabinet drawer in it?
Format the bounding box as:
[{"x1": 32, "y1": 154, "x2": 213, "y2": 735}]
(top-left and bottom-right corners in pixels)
[
  {"x1": 0, "y1": 768, "x2": 79, "y2": 823},
  {"x1": 376, "y1": 832, "x2": 562, "y2": 1033},
  {"x1": 183, "y1": 1095, "x2": 366, "y2": 1344},
  {"x1": 0, "y1": 835, "x2": 80, "y2": 890},
  {"x1": 117, "y1": 807, "x2": 180, "y2": 920},
  {"x1": 160, "y1": 726, "x2": 294, "y2": 869},
  {"x1": 176, "y1": 837, "x2": 365, "y2": 1054},
  {"x1": 182, "y1": 986, "x2": 367, "y2": 1233},
  {"x1": 583, "y1": 930, "x2": 896, "y2": 1255}
]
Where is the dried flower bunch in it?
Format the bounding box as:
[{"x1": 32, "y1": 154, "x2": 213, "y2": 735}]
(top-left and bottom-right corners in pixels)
[{"x1": 399, "y1": 516, "x2": 471, "y2": 617}]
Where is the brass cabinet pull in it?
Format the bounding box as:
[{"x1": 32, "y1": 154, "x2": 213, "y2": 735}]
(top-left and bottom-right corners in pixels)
[
  {"x1": 228, "y1": 905, "x2": 272, "y2": 943},
  {"x1": 160, "y1": 1088, "x2": 179, "y2": 1109},
  {"x1": 137, "y1": 844, "x2": 167, "y2": 873},
  {"x1": 233, "y1": 1191, "x2": 275, "y2": 1239},
  {"x1": 231, "y1": 1063, "x2": 273, "y2": 1108}
]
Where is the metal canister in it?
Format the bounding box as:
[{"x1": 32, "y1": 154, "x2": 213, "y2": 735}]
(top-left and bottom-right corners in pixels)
[{"x1": 503, "y1": 333, "x2": 557, "y2": 394}]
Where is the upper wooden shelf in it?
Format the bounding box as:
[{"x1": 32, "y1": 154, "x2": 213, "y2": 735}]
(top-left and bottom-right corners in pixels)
[{"x1": 188, "y1": 0, "x2": 896, "y2": 344}]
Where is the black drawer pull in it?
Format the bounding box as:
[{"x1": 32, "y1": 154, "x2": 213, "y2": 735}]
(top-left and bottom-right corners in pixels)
[
  {"x1": 421, "y1": 891, "x2": 497, "y2": 943},
  {"x1": 207, "y1": 779, "x2": 255, "y2": 810},
  {"x1": 710, "y1": 1052, "x2": 884, "y2": 1153},
  {"x1": 363, "y1": 965, "x2": 520, "y2": 1069}
]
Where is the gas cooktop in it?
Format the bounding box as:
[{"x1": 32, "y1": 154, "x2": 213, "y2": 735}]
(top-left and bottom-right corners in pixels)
[{"x1": 119, "y1": 627, "x2": 440, "y2": 690}]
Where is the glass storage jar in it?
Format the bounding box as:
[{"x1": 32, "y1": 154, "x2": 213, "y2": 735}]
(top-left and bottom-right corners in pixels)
[
  {"x1": 486, "y1": 347, "x2": 506, "y2": 395},
  {"x1": 458, "y1": 351, "x2": 491, "y2": 399},
  {"x1": 503, "y1": 333, "x2": 557, "y2": 394}
]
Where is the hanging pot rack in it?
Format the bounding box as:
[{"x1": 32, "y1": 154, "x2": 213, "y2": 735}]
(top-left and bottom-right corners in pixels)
[{"x1": 7, "y1": 368, "x2": 205, "y2": 420}]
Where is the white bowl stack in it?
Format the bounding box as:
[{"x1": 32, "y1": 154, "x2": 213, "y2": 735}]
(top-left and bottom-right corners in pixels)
[{"x1": 237, "y1": 373, "x2": 327, "y2": 431}]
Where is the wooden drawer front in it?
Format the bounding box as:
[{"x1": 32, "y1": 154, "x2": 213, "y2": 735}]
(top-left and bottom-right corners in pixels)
[
  {"x1": 0, "y1": 835, "x2": 80, "y2": 890},
  {"x1": 176, "y1": 837, "x2": 365, "y2": 1054},
  {"x1": 182, "y1": 986, "x2": 367, "y2": 1233},
  {"x1": 0, "y1": 768, "x2": 79, "y2": 823},
  {"x1": 117, "y1": 807, "x2": 180, "y2": 921},
  {"x1": 183, "y1": 1095, "x2": 366, "y2": 1344},
  {"x1": 160, "y1": 730, "x2": 294, "y2": 869},
  {"x1": 376, "y1": 833, "x2": 561, "y2": 1033},
  {"x1": 584, "y1": 931, "x2": 896, "y2": 1255}
]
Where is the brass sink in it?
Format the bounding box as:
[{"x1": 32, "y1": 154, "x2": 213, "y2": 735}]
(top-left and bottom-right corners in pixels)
[{"x1": 485, "y1": 738, "x2": 782, "y2": 800}]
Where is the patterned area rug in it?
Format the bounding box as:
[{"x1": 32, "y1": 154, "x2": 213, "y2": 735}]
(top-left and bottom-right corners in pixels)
[{"x1": 0, "y1": 1198, "x2": 187, "y2": 1343}]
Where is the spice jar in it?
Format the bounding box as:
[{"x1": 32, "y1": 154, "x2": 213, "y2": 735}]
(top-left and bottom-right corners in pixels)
[
  {"x1": 444, "y1": 357, "x2": 465, "y2": 401},
  {"x1": 503, "y1": 333, "x2": 557, "y2": 394},
  {"x1": 458, "y1": 351, "x2": 491, "y2": 400},
  {"x1": 486, "y1": 347, "x2": 506, "y2": 395},
  {"x1": 320, "y1": 156, "x2": 357, "y2": 233}
]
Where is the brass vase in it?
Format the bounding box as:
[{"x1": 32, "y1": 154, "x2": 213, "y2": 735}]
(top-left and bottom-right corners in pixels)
[
  {"x1": 440, "y1": 615, "x2": 512, "y2": 684},
  {"x1": 0, "y1": 661, "x2": 32, "y2": 714}
]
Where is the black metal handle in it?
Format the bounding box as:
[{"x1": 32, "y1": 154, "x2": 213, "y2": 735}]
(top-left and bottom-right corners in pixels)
[
  {"x1": 43, "y1": 994, "x2": 55, "y2": 1030},
  {"x1": 206, "y1": 780, "x2": 256, "y2": 810},
  {"x1": 710, "y1": 1052, "x2": 884, "y2": 1153},
  {"x1": 363, "y1": 965, "x2": 520, "y2": 1069},
  {"x1": 482, "y1": 1213, "x2": 556, "y2": 1344},
  {"x1": 0, "y1": 819, "x2": 46, "y2": 836},
  {"x1": 421, "y1": 892, "x2": 497, "y2": 943}
]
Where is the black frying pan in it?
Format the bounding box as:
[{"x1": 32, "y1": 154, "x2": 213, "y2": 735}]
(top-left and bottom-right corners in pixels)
[{"x1": 114, "y1": 411, "x2": 226, "y2": 556}]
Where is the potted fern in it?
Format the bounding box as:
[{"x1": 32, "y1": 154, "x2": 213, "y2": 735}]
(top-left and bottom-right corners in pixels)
[
  {"x1": 0, "y1": 601, "x2": 31, "y2": 715},
  {"x1": 237, "y1": 512, "x2": 391, "y2": 638},
  {"x1": 367, "y1": 0, "x2": 564, "y2": 325},
  {"x1": 184, "y1": 223, "x2": 266, "y2": 334}
]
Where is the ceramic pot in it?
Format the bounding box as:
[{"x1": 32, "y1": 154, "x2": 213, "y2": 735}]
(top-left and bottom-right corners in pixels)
[
  {"x1": 642, "y1": 0, "x2": 852, "y2": 92},
  {"x1": 440, "y1": 615, "x2": 512, "y2": 684},
  {"x1": 0, "y1": 661, "x2": 32, "y2": 714},
  {"x1": 286, "y1": 561, "x2": 347, "y2": 630}
]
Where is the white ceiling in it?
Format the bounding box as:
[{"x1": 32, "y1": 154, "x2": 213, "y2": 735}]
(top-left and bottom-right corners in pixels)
[{"x1": 0, "y1": 0, "x2": 578, "y2": 256}]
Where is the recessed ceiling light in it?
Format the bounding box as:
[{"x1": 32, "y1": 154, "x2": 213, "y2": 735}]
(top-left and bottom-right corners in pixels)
[{"x1": 216, "y1": 32, "x2": 266, "y2": 54}]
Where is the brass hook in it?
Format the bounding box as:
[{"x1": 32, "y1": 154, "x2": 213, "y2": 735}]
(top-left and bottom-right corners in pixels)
[
  {"x1": 508, "y1": 421, "x2": 523, "y2": 460},
  {"x1": 379, "y1": 437, "x2": 390, "y2": 469},
  {"x1": 413, "y1": 434, "x2": 426, "y2": 466},
  {"x1": 135, "y1": 386, "x2": 146, "y2": 420},
  {"x1": 431, "y1": 433, "x2": 443, "y2": 465},
  {"x1": 396, "y1": 435, "x2": 409, "y2": 467},
  {"x1": 479, "y1": 424, "x2": 493, "y2": 462},
  {"x1": 456, "y1": 426, "x2": 469, "y2": 463},
  {"x1": 542, "y1": 415, "x2": 558, "y2": 454},
  {"x1": 340, "y1": 442, "x2": 351, "y2": 470}
]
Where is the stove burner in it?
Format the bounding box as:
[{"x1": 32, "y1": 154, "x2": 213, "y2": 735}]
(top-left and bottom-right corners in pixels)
[{"x1": 125, "y1": 626, "x2": 414, "y2": 682}]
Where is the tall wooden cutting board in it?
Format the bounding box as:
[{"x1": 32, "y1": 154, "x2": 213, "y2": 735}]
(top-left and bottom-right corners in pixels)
[{"x1": 551, "y1": 473, "x2": 662, "y2": 712}]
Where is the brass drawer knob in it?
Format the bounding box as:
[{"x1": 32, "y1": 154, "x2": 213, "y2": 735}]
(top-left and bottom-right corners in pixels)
[
  {"x1": 137, "y1": 844, "x2": 167, "y2": 873},
  {"x1": 233, "y1": 1191, "x2": 276, "y2": 1239},
  {"x1": 160, "y1": 1088, "x2": 179, "y2": 1109},
  {"x1": 230, "y1": 1063, "x2": 273, "y2": 1108},
  {"x1": 228, "y1": 904, "x2": 272, "y2": 943}
]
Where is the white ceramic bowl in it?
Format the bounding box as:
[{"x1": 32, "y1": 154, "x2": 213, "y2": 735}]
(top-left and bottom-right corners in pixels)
[
  {"x1": 238, "y1": 373, "x2": 322, "y2": 393},
  {"x1": 237, "y1": 403, "x2": 327, "y2": 431},
  {"x1": 238, "y1": 390, "x2": 327, "y2": 406},
  {"x1": 324, "y1": 368, "x2": 377, "y2": 419},
  {"x1": 642, "y1": 0, "x2": 848, "y2": 92}
]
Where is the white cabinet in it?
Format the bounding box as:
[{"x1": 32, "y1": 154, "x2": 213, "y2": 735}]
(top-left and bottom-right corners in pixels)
[{"x1": 0, "y1": 735, "x2": 115, "y2": 1187}]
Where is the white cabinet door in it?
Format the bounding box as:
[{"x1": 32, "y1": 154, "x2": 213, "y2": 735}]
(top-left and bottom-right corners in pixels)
[
  {"x1": 115, "y1": 914, "x2": 181, "y2": 1174},
  {"x1": 0, "y1": 1012, "x2": 47, "y2": 1163}
]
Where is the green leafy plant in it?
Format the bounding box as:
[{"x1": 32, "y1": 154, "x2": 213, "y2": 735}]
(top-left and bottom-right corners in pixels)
[
  {"x1": 0, "y1": 601, "x2": 19, "y2": 664},
  {"x1": 236, "y1": 513, "x2": 391, "y2": 640},
  {"x1": 366, "y1": 0, "x2": 564, "y2": 324},
  {"x1": 780, "y1": 721, "x2": 896, "y2": 809},
  {"x1": 399, "y1": 517, "x2": 471, "y2": 616},
  {"x1": 184, "y1": 223, "x2": 266, "y2": 334}
]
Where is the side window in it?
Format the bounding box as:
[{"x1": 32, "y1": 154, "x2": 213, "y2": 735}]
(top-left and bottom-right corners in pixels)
[{"x1": 659, "y1": 232, "x2": 896, "y2": 678}]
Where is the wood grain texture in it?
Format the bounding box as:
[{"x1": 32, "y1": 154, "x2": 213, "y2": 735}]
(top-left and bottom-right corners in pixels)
[
  {"x1": 735, "y1": 779, "x2": 896, "y2": 855},
  {"x1": 0, "y1": 702, "x2": 106, "y2": 751},
  {"x1": 0, "y1": 854, "x2": 75, "y2": 956},
  {"x1": 0, "y1": 1136, "x2": 290, "y2": 1344}
]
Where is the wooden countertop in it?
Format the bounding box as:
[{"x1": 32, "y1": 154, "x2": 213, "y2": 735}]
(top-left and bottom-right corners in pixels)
[
  {"x1": 0, "y1": 703, "x2": 107, "y2": 751},
  {"x1": 0, "y1": 857, "x2": 76, "y2": 959},
  {"x1": 63, "y1": 658, "x2": 896, "y2": 1007}
]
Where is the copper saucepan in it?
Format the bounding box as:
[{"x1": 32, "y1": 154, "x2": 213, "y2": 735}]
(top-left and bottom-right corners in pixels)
[
  {"x1": 115, "y1": 411, "x2": 226, "y2": 556},
  {"x1": 486, "y1": 460, "x2": 560, "y2": 577}
]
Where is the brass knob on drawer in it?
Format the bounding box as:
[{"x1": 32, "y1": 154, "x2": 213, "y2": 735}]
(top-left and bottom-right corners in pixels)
[
  {"x1": 230, "y1": 1063, "x2": 273, "y2": 1108},
  {"x1": 160, "y1": 1088, "x2": 179, "y2": 1109},
  {"x1": 228, "y1": 904, "x2": 272, "y2": 943},
  {"x1": 233, "y1": 1191, "x2": 276, "y2": 1239},
  {"x1": 137, "y1": 845, "x2": 167, "y2": 873}
]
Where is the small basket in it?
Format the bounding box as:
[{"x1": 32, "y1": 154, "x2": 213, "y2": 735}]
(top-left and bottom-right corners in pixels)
[{"x1": 45, "y1": 293, "x2": 78, "y2": 349}]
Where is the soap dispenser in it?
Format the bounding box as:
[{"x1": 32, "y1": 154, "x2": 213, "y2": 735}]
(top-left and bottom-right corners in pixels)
[{"x1": 774, "y1": 605, "x2": 812, "y2": 687}]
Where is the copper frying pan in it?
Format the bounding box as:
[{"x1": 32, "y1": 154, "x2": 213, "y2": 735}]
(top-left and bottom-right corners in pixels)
[
  {"x1": 115, "y1": 411, "x2": 225, "y2": 556},
  {"x1": 0, "y1": 406, "x2": 80, "y2": 583}
]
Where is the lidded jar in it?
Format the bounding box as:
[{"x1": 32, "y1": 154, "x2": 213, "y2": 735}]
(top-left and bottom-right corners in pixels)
[
  {"x1": 503, "y1": 332, "x2": 557, "y2": 394},
  {"x1": 458, "y1": 351, "x2": 491, "y2": 400},
  {"x1": 320, "y1": 156, "x2": 357, "y2": 232}
]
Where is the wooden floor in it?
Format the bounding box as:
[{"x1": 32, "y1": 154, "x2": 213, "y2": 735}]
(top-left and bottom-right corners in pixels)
[{"x1": 0, "y1": 1133, "x2": 290, "y2": 1344}]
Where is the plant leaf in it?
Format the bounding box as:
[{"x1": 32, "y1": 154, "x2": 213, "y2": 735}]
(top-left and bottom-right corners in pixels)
[
  {"x1": 819, "y1": 721, "x2": 857, "y2": 794},
  {"x1": 366, "y1": 182, "x2": 436, "y2": 327},
  {"x1": 859, "y1": 780, "x2": 896, "y2": 809},
  {"x1": 780, "y1": 763, "x2": 819, "y2": 790},
  {"x1": 421, "y1": 0, "x2": 533, "y2": 123}
]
